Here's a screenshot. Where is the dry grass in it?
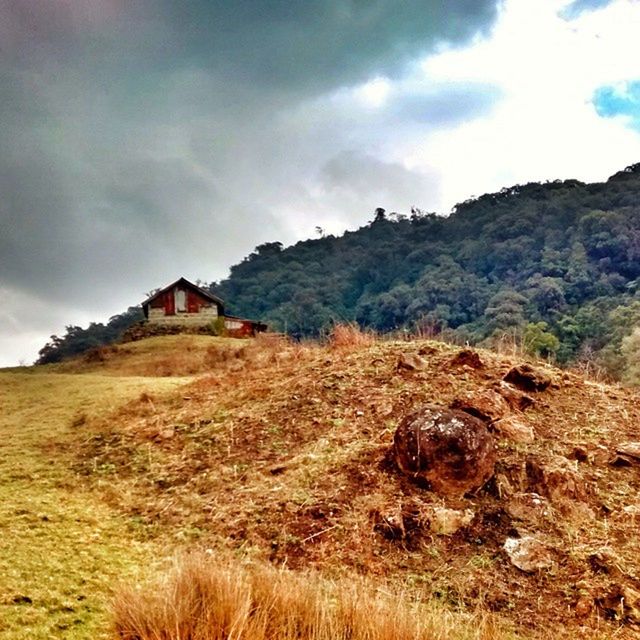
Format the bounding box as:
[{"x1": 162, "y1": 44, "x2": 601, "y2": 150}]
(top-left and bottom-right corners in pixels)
[
  {"x1": 54, "y1": 335, "x2": 250, "y2": 377},
  {"x1": 113, "y1": 554, "x2": 506, "y2": 640},
  {"x1": 328, "y1": 323, "x2": 376, "y2": 351}
]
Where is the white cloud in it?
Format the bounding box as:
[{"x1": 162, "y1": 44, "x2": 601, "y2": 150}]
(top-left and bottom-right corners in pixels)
[{"x1": 400, "y1": 0, "x2": 640, "y2": 209}]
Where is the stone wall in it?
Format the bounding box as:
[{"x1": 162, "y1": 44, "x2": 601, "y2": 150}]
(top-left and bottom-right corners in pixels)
[{"x1": 148, "y1": 306, "x2": 218, "y2": 327}]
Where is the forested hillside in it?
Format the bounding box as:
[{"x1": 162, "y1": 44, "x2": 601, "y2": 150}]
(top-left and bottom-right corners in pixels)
[
  {"x1": 212, "y1": 163, "x2": 640, "y2": 378},
  {"x1": 39, "y1": 163, "x2": 640, "y2": 378}
]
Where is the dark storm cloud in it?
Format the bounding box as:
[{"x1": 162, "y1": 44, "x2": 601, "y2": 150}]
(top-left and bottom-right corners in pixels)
[{"x1": 0, "y1": 0, "x2": 500, "y2": 363}]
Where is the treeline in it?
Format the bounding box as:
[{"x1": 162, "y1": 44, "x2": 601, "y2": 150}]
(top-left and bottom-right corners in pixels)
[
  {"x1": 37, "y1": 307, "x2": 143, "y2": 364},
  {"x1": 39, "y1": 163, "x2": 640, "y2": 379}
]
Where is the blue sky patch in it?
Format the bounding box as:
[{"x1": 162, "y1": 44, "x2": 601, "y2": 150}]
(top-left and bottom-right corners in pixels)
[
  {"x1": 560, "y1": 0, "x2": 612, "y2": 20},
  {"x1": 593, "y1": 82, "x2": 640, "y2": 130}
]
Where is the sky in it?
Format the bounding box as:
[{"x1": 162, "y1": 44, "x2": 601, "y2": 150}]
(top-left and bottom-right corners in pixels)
[{"x1": 2, "y1": 0, "x2": 640, "y2": 366}]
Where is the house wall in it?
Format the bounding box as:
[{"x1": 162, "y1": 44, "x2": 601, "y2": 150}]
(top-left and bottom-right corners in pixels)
[
  {"x1": 147, "y1": 284, "x2": 221, "y2": 326},
  {"x1": 148, "y1": 305, "x2": 218, "y2": 326}
]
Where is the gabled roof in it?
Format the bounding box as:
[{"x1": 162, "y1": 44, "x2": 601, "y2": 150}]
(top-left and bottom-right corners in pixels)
[{"x1": 141, "y1": 277, "x2": 224, "y2": 307}]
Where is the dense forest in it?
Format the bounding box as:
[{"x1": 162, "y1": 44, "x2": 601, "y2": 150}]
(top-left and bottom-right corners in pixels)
[{"x1": 38, "y1": 163, "x2": 640, "y2": 380}]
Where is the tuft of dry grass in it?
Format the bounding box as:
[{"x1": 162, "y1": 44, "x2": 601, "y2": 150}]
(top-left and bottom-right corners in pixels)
[
  {"x1": 328, "y1": 323, "x2": 376, "y2": 351},
  {"x1": 113, "y1": 554, "x2": 505, "y2": 640}
]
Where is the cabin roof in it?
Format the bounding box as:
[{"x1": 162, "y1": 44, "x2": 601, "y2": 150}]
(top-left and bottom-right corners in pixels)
[{"x1": 142, "y1": 277, "x2": 224, "y2": 308}]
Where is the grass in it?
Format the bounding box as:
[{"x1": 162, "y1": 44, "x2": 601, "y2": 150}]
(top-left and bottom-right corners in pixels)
[
  {"x1": 113, "y1": 553, "x2": 508, "y2": 640},
  {"x1": 55, "y1": 335, "x2": 248, "y2": 377},
  {"x1": 3, "y1": 332, "x2": 640, "y2": 639},
  {"x1": 0, "y1": 370, "x2": 189, "y2": 639}
]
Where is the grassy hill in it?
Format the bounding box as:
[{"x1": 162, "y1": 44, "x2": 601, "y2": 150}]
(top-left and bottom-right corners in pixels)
[{"x1": 2, "y1": 333, "x2": 640, "y2": 638}]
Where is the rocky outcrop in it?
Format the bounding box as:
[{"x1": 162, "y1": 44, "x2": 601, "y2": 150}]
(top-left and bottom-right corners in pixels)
[
  {"x1": 505, "y1": 492, "x2": 552, "y2": 526},
  {"x1": 393, "y1": 406, "x2": 496, "y2": 497},
  {"x1": 525, "y1": 456, "x2": 589, "y2": 516}
]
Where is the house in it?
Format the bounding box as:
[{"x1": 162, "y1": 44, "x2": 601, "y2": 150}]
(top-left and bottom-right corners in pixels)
[{"x1": 141, "y1": 277, "x2": 267, "y2": 337}]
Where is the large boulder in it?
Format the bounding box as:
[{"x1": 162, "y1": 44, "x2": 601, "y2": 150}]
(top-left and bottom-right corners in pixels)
[{"x1": 393, "y1": 406, "x2": 496, "y2": 497}]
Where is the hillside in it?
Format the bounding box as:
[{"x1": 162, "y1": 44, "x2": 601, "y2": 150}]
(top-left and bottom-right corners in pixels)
[
  {"x1": 212, "y1": 163, "x2": 640, "y2": 377},
  {"x1": 5, "y1": 334, "x2": 640, "y2": 638},
  {"x1": 38, "y1": 162, "x2": 640, "y2": 381}
]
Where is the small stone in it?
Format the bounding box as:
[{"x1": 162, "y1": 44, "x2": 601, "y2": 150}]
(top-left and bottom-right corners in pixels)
[
  {"x1": 493, "y1": 416, "x2": 535, "y2": 444},
  {"x1": 450, "y1": 389, "x2": 510, "y2": 423},
  {"x1": 571, "y1": 446, "x2": 589, "y2": 462},
  {"x1": 503, "y1": 535, "x2": 554, "y2": 572},
  {"x1": 396, "y1": 353, "x2": 427, "y2": 371},
  {"x1": 429, "y1": 507, "x2": 474, "y2": 535},
  {"x1": 504, "y1": 364, "x2": 552, "y2": 392}
]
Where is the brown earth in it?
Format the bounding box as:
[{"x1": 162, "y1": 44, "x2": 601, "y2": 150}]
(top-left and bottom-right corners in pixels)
[{"x1": 72, "y1": 335, "x2": 640, "y2": 639}]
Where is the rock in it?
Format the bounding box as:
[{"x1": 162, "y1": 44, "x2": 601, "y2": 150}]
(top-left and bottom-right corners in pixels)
[
  {"x1": 493, "y1": 416, "x2": 535, "y2": 444},
  {"x1": 396, "y1": 353, "x2": 428, "y2": 371},
  {"x1": 429, "y1": 507, "x2": 474, "y2": 535},
  {"x1": 450, "y1": 389, "x2": 510, "y2": 423},
  {"x1": 492, "y1": 381, "x2": 535, "y2": 412},
  {"x1": 504, "y1": 364, "x2": 552, "y2": 392},
  {"x1": 614, "y1": 442, "x2": 640, "y2": 465},
  {"x1": 505, "y1": 493, "x2": 552, "y2": 525},
  {"x1": 503, "y1": 536, "x2": 554, "y2": 572},
  {"x1": 393, "y1": 405, "x2": 496, "y2": 497},
  {"x1": 597, "y1": 583, "x2": 640, "y2": 625},
  {"x1": 450, "y1": 349, "x2": 484, "y2": 369},
  {"x1": 526, "y1": 456, "x2": 586, "y2": 505}
]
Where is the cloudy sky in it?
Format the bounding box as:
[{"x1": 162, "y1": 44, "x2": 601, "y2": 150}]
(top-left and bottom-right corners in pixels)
[{"x1": 2, "y1": 0, "x2": 640, "y2": 366}]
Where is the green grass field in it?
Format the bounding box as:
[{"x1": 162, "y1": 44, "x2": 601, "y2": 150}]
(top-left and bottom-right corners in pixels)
[{"x1": 0, "y1": 370, "x2": 189, "y2": 639}]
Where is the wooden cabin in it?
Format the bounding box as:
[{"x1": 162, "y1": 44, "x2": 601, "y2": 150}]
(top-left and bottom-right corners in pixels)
[{"x1": 141, "y1": 277, "x2": 266, "y2": 337}]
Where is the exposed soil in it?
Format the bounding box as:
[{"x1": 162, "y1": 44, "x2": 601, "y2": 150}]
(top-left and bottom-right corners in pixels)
[{"x1": 74, "y1": 336, "x2": 640, "y2": 639}]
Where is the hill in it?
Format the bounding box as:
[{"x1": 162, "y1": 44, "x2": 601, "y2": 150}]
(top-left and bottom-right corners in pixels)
[
  {"x1": 37, "y1": 162, "x2": 640, "y2": 380},
  {"x1": 212, "y1": 163, "x2": 640, "y2": 378},
  {"x1": 4, "y1": 333, "x2": 640, "y2": 638}
]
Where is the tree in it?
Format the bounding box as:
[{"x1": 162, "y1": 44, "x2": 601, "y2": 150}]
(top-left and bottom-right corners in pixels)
[{"x1": 523, "y1": 322, "x2": 560, "y2": 359}]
